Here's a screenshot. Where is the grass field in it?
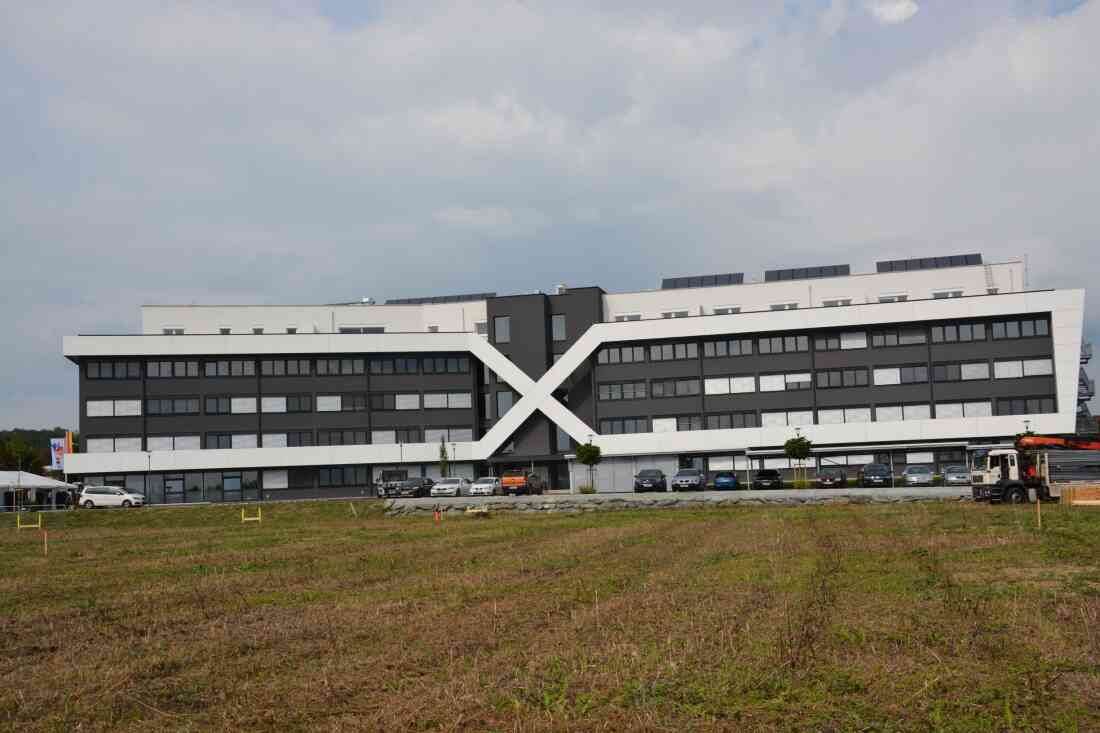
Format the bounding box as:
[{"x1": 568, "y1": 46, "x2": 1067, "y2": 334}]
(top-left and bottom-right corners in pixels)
[{"x1": 1, "y1": 501, "x2": 1099, "y2": 731}]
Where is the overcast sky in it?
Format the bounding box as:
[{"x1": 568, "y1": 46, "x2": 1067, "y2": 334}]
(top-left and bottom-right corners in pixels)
[{"x1": 1, "y1": 0, "x2": 1097, "y2": 429}]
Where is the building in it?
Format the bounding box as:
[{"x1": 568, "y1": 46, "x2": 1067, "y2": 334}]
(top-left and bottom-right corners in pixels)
[{"x1": 63, "y1": 254, "x2": 1094, "y2": 502}]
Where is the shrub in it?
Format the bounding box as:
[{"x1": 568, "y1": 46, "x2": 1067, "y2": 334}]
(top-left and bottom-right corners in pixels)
[
  {"x1": 792, "y1": 479, "x2": 813, "y2": 490},
  {"x1": 578, "y1": 484, "x2": 596, "y2": 495}
]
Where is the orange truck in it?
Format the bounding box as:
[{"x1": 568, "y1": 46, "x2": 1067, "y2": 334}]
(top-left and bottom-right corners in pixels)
[{"x1": 501, "y1": 470, "x2": 545, "y2": 496}]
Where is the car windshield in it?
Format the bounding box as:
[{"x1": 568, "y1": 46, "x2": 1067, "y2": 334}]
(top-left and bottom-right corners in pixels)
[
  {"x1": 757, "y1": 470, "x2": 780, "y2": 478},
  {"x1": 503, "y1": 470, "x2": 524, "y2": 477},
  {"x1": 863, "y1": 464, "x2": 888, "y2": 474},
  {"x1": 675, "y1": 469, "x2": 700, "y2": 476},
  {"x1": 906, "y1": 466, "x2": 932, "y2": 474},
  {"x1": 475, "y1": 477, "x2": 496, "y2": 483},
  {"x1": 945, "y1": 465, "x2": 968, "y2": 473},
  {"x1": 638, "y1": 470, "x2": 662, "y2": 477},
  {"x1": 715, "y1": 472, "x2": 735, "y2": 479},
  {"x1": 822, "y1": 470, "x2": 845, "y2": 477},
  {"x1": 437, "y1": 479, "x2": 460, "y2": 485}
]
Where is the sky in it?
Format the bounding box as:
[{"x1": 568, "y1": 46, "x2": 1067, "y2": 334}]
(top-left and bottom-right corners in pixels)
[{"x1": 0, "y1": 0, "x2": 1097, "y2": 429}]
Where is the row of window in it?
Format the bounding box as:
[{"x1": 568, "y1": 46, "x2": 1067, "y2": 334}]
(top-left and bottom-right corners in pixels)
[
  {"x1": 88, "y1": 391, "x2": 475, "y2": 417},
  {"x1": 593, "y1": 357, "x2": 1054, "y2": 401},
  {"x1": 594, "y1": 397, "x2": 1057, "y2": 435},
  {"x1": 87, "y1": 356, "x2": 473, "y2": 380},
  {"x1": 85, "y1": 426, "x2": 478, "y2": 453}
]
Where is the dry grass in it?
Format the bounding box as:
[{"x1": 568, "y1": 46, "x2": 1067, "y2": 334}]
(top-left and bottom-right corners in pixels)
[{"x1": 1, "y1": 501, "x2": 1098, "y2": 731}]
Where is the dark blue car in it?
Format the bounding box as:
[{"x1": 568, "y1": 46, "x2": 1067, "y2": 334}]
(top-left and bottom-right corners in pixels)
[{"x1": 712, "y1": 471, "x2": 740, "y2": 490}]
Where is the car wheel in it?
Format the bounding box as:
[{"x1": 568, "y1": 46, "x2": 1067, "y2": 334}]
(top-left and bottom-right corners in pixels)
[
  {"x1": 122, "y1": 500, "x2": 132, "y2": 508},
  {"x1": 1005, "y1": 486, "x2": 1027, "y2": 504},
  {"x1": 83, "y1": 500, "x2": 94, "y2": 509}
]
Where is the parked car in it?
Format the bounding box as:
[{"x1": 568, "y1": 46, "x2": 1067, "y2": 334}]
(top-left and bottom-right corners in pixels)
[
  {"x1": 816, "y1": 468, "x2": 847, "y2": 489},
  {"x1": 943, "y1": 464, "x2": 970, "y2": 486},
  {"x1": 430, "y1": 477, "x2": 470, "y2": 498},
  {"x1": 468, "y1": 476, "x2": 501, "y2": 497},
  {"x1": 671, "y1": 468, "x2": 704, "y2": 491},
  {"x1": 79, "y1": 486, "x2": 144, "y2": 508},
  {"x1": 901, "y1": 465, "x2": 934, "y2": 487},
  {"x1": 633, "y1": 469, "x2": 668, "y2": 492},
  {"x1": 379, "y1": 477, "x2": 434, "y2": 498},
  {"x1": 501, "y1": 470, "x2": 545, "y2": 496},
  {"x1": 711, "y1": 471, "x2": 740, "y2": 490},
  {"x1": 859, "y1": 463, "x2": 893, "y2": 488},
  {"x1": 752, "y1": 469, "x2": 783, "y2": 490}
]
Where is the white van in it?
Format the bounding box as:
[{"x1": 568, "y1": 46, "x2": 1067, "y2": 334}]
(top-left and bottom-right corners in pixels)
[{"x1": 79, "y1": 486, "x2": 145, "y2": 508}]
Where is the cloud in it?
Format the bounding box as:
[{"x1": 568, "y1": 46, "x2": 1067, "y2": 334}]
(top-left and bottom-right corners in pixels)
[
  {"x1": 0, "y1": 0, "x2": 1097, "y2": 428},
  {"x1": 867, "y1": 1, "x2": 920, "y2": 25}
]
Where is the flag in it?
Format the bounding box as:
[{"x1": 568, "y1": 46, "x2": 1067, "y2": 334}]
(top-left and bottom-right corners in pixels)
[{"x1": 50, "y1": 438, "x2": 66, "y2": 471}]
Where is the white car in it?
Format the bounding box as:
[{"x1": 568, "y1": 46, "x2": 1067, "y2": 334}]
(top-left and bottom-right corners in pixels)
[
  {"x1": 430, "y1": 477, "x2": 470, "y2": 498},
  {"x1": 79, "y1": 486, "x2": 145, "y2": 508},
  {"x1": 468, "y1": 477, "x2": 501, "y2": 497}
]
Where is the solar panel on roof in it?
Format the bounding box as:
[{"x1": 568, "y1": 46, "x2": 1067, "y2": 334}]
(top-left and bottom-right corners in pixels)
[
  {"x1": 875, "y1": 254, "x2": 982, "y2": 273},
  {"x1": 763, "y1": 264, "x2": 850, "y2": 282},
  {"x1": 384, "y1": 292, "x2": 496, "y2": 305},
  {"x1": 660, "y1": 273, "x2": 744, "y2": 290}
]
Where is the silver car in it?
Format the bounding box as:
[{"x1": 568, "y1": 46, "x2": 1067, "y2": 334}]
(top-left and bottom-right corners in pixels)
[
  {"x1": 468, "y1": 477, "x2": 501, "y2": 497},
  {"x1": 430, "y1": 478, "x2": 470, "y2": 498},
  {"x1": 943, "y1": 465, "x2": 970, "y2": 486},
  {"x1": 901, "y1": 465, "x2": 934, "y2": 487}
]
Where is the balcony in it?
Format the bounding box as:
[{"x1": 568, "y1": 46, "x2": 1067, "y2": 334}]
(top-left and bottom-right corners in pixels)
[
  {"x1": 1080, "y1": 369, "x2": 1096, "y2": 401},
  {"x1": 1083, "y1": 342, "x2": 1093, "y2": 365}
]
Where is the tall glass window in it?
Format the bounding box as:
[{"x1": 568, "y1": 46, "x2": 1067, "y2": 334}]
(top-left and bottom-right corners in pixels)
[{"x1": 494, "y1": 316, "x2": 511, "y2": 344}]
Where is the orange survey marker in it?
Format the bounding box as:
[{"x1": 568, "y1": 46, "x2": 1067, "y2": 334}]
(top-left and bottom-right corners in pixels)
[{"x1": 433, "y1": 505, "x2": 442, "y2": 525}]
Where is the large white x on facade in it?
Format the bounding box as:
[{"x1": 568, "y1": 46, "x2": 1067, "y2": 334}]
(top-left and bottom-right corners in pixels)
[{"x1": 63, "y1": 287, "x2": 1081, "y2": 475}]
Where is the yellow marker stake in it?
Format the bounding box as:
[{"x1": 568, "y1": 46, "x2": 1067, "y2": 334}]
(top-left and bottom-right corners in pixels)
[
  {"x1": 241, "y1": 507, "x2": 262, "y2": 523},
  {"x1": 16, "y1": 513, "x2": 42, "y2": 530}
]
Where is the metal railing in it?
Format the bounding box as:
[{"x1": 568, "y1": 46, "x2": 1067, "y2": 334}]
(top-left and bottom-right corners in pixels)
[
  {"x1": 1083, "y1": 342, "x2": 1093, "y2": 364},
  {"x1": 1080, "y1": 371, "x2": 1096, "y2": 401}
]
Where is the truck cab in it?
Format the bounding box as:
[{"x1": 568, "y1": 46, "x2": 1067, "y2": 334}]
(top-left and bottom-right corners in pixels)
[{"x1": 970, "y1": 448, "x2": 1028, "y2": 503}]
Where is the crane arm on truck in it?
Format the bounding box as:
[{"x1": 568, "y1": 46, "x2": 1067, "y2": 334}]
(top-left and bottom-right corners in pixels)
[{"x1": 1015, "y1": 435, "x2": 1100, "y2": 452}]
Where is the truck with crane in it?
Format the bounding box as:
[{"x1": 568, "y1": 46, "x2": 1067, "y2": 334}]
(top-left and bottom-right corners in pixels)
[{"x1": 970, "y1": 435, "x2": 1100, "y2": 504}]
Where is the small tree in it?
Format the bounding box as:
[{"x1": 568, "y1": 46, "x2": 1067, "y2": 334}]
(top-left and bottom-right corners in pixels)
[
  {"x1": 784, "y1": 435, "x2": 813, "y2": 487},
  {"x1": 575, "y1": 442, "x2": 602, "y2": 494},
  {"x1": 438, "y1": 438, "x2": 450, "y2": 477}
]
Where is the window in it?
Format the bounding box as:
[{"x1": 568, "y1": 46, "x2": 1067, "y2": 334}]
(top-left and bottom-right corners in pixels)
[
  {"x1": 205, "y1": 397, "x2": 230, "y2": 415},
  {"x1": 878, "y1": 294, "x2": 908, "y2": 303},
  {"x1": 85, "y1": 361, "x2": 142, "y2": 380},
  {"x1": 996, "y1": 397, "x2": 1056, "y2": 416},
  {"x1": 770, "y1": 303, "x2": 798, "y2": 311},
  {"x1": 262, "y1": 431, "x2": 312, "y2": 448},
  {"x1": 204, "y1": 360, "x2": 256, "y2": 377},
  {"x1": 316, "y1": 395, "x2": 341, "y2": 412},
  {"x1": 423, "y1": 392, "x2": 472, "y2": 409},
  {"x1": 704, "y1": 412, "x2": 758, "y2": 430},
  {"x1": 597, "y1": 381, "x2": 648, "y2": 400},
  {"x1": 368, "y1": 394, "x2": 417, "y2": 411},
  {"x1": 822, "y1": 298, "x2": 852, "y2": 307},
  {"x1": 994, "y1": 358, "x2": 1053, "y2": 379},
  {"x1": 86, "y1": 399, "x2": 142, "y2": 417},
  {"x1": 903, "y1": 404, "x2": 931, "y2": 420},
  {"x1": 814, "y1": 332, "x2": 867, "y2": 351},
  {"x1": 931, "y1": 322, "x2": 987, "y2": 343},
  {"x1": 162, "y1": 327, "x2": 184, "y2": 335},
  {"x1": 760, "y1": 373, "x2": 810, "y2": 392},
  {"x1": 703, "y1": 339, "x2": 753, "y2": 358},
  {"x1": 677, "y1": 415, "x2": 704, "y2": 431},
  {"x1": 760, "y1": 410, "x2": 814, "y2": 427},
  {"x1": 315, "y1": 358, "x2": 365, "y2": 376},
  {"x1": 286, "y1": 327, "x2": 297, "y2": 334},
  {"x1": 933, "y1": 362, "x2": 990, "y2": 382},
  {"x1": 874, "y1": 404, "x2": 931, "y2": 422},
  {"x1": 991, "y1": 318, "x2": 1049, "y2": 339},
  {"x1": 261, "y1": 359, "x2": 311, "y2": 376},
  {"x1": 146, "y1": 435, "x2": 200, "y2": 451},
  {"x1": 713, "y1": 306, "x2": 740, "y2": 315},
  {"x1": 427, "y1": 326, "x2": 439, "y2": 333},
  {"x1": 251, "y1": 327, "x2": 264, "y2": 335},
  {"x1": 219, "y1": 327, "x2": 231, "y2": 335},
  {"x1": 650, "y1": 378, "x2": 700, "y2": 397},
  {"x1": 703, "y1": 375, "x2": 756, "y2": 395},
  {"x1": 871, "y1": 328, "x2": 926, "y2": 347},
  {"x1": 551, "y1": 314, "x2": 566, "y2": 341},
  {"x1": 496, "y1": 390, "x2": 514, "y2": 417},
  {"x1": 933, "y1": 290, "x2": 963, "y2": 299},
  {"x1": 613, "y1": 314, "x2": 642, "y2": 322},
  {"x1": 648, "y1": 342, "x2": 699, "y2": 361},
  {"x1": 424, "y1": 427, "x2": 474, "y2": 443},
  {"x1": 475, "y1": 321, "x2": 488, "y2": 338},
  {"x1": 84, "y1": 436, "x2": 142, "y2": 453},
  {"x1": 229, "y1": 397, "x2": 257, "y2": 414},
  {"x1": 758, "y1": 335, "x2": 809, "y2": 354},
  {"x1": 422, "y1": 356, "x2": 470, "y2": 374},
  {"x1": 338, "y1": 326, "x2": 385, "y2": 334},
  {"x1": 661, "y1": 310, "x2": 690, "y2": 318},
  {"x1": 145, "y1": 398, "x2": 200, "y2": 416},
  {"x1": 935, "y1": 401, "x2": 993, "y2": 418},
  {"x1": 597, "y1": 345, "x2": 647, "y2": 364},
  {"x1": 599, "y1": 417, "x2": 650, "y2": 435},
  {"x1": 317, "y1": 430, "x2": 369, "y2": 446},
  {"x1": 206, "y1": 433, "x2": 233, "y2": 449},
  {"x1": 231, "y1": 434, "x2": 258, "y2": 449},
  {"x1": 318, "y1": 466, "x2": 370, "y2": 487},
  {"x1": 816, "y1": 368, "x2": 869, "y2": 389},
  {"x1": 260, "y1": 395, "x2": 312, "y2": 413},
  {"x1": 370, "y1": 428, "x2": 421, "y2": 444},
  {"x1": 817, "y1": 407, "x2": 872, "y2": 424},
  {"x1": 494, "y1": 316, "x2": 511, "y2": 344}
]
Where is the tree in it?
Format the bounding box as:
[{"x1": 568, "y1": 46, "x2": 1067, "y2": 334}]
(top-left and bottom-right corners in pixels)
[
  {"x1": 575, "y1": 442, "x2": 602, "y2": 493},
  {"x1": 784, "y1": 435, "x2": 813, "y2": 487},
  {"x1": 438, "y1": 437, "x2": 450, "y2": 477}
]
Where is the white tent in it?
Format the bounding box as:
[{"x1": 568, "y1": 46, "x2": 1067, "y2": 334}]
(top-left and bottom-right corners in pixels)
[{"x1": 0, "y1": 471, "x2": 75, "y2": 510}]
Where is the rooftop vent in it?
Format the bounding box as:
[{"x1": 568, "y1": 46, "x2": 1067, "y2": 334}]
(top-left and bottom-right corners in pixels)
[
  {"x1": 876, "y1": 254, "x2": 982, "y2": 273},
  {"x1": 764, "y1": 264, "x2": 851, "y2": 282},
  {"x1": 384, "y1": 292, "x2": 496, "y2": 305},
  {"x1": 661, "y1": 273, "x2": 744, "y2": 290}
]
